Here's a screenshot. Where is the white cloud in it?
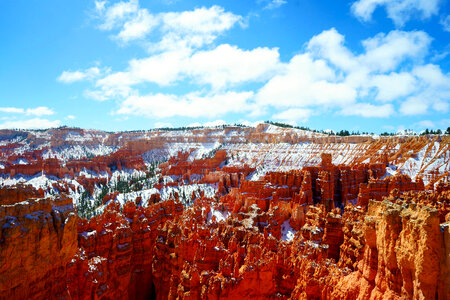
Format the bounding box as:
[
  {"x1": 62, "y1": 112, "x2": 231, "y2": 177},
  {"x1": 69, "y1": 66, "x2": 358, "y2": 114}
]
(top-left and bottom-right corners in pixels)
[
  {"x1": 116, "y1": 91, "x2": 254, "y2": 118},
  {"x1": 90, "y1": 44, "x2": 280, "y2": 100},
  {"x1": 0, "y1": 107, "x2": 25, "y2": 114},
  {"x1": 415, "y1": 120, "x2": 435, "y2": 128},
  {"x1": 260, "y1": 28, "x2": 446, "y2": 118},
  {"x1": 97, "y1": 0, "x2": 139, "y2": 30},
  {"x1": 272, "y1": 108, "x2": 313, "y2": 123},
  {"x1": 256, "y1": 53, "x2": 356, "y2": 108},
  {"x1": 340, "y1": 103, "x2": 394, "y2": 117},
  {"x1": 397, "y1": 64, "x2": 450, "y2": 115},
  {"x1": 400, "y1": 96, "x2": 428, "y2": 115},
  {"x1": 26, "y1": 107, "x2": 54, "y2": 116},
  {"x1": 0, "y1": 118, "x2": 61, "y2": 129},
  {"x1": 115, "y1": 49, "x2": 190, "y2": 86},
  {"x1": 351, "y1": 0, "x2": 440, "y2": 26},
  {"x1": 441, "y1": 15, "x2": 450, "y2": 32},
  {"x1": 360, "y1": 30, "x2": 430, "y2": 72},
  {"x1": 307, "y1": 28, "x2": 358, "y2": 72},
  {"x1": 72, "y1": 3, "x2": 450, "y2": 123},
  {"x1": 264, "y1": 0, "x2": 287, "y2": 10},
  {"x1": 96, "y1": 3, "x2": 242, "y2": 49},
  {"x1": 58, "y1": 67, "x2": 103, "y2": 83},
  {"x1": 371, "y1": 72, "x2": 417, "y2": 101},
  {"x1": 66, "y1": 115, "x2": 76, "y2": 120},
  {"x1": 308, "y1": 29, "x2": 430, "y2": 73},
  {"x1": 187, "y1": 44, "x2": 280, "y2": 88},
  {"x1": 161, "y1": 6, "x2": 241, "y2": 36},
  {"x1": 94, "y1": 1, "x2": 106, "y2": 13},
  {"x1": 0, "y1": 106, "x2": 54, "y2": 116},
  {"x1": 116, "y1": 9, "x2": 158, "y2": 42}
]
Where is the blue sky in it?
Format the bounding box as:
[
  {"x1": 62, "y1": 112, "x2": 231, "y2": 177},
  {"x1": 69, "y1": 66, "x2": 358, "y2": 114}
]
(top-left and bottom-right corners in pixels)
[{"x1": 0, "y1": 0, "x2": 449, "y2": 132}]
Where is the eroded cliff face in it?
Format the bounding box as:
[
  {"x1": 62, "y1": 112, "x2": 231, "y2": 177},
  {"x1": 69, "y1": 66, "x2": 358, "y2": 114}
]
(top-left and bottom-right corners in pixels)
[
  {"x1": 332, "y1": 200, "x2": 446, "y2": 300},
  {"x1": 0, "y1": 193, "x2": 77, "y2": 299},
  {"x1": 2, "y1": 173, "x2": 447, "y2": 299},
  {"x1": 0, "y1": 127, "x2": 448, "y2": 300},
  {"x1": 67, "y1": 200, "x2": 183, "y2": 299}
]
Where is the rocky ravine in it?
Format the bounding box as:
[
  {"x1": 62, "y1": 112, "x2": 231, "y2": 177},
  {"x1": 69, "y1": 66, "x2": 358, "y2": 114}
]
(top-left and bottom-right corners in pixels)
[{"x1": 0, "y1": 125, "x2": 449, "y2": 299}]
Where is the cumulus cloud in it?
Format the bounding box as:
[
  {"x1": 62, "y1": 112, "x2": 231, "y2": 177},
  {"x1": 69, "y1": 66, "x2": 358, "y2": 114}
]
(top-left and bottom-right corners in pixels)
[
  {"x1": 360, "y1": 30, "x2": 431, "y2": 72},
  {"x1": 256, "y1": 53, "x2": 356, "y2": 108},
  {"x1": 59, "y1": 1, "x2": 449, "y2": 123},
  {"x1": 351, "y1": 0, "x2": 440, "y2": 26},
  {"x1": 308, "y1": 29, "x2": 430, "y2": 74},
  {"x1": 257, "y1": 28, "x2": 447, "y2": 118},
  {"x1": 95, "y1": 2, "x2": 242, "y2": 48},
  {"x1": 58, "y1": 67, "x2": 103, "y2": 83},
  {"x1": 370, "y1": 72, "x2": 417, "y2": 101},
  {"x1": 91, "y1": 44, "x2": 280, "y2": 100},
  {"x1": 0, "y1": 118, "x2": 61, "y2": 129},
  {"x1": 263, "y1": 0, "x2": 287, "y2": 10},
  {"x1": 272, "y1": 108, "x2": 313, "y2": 123},
  {"x1": 415, "y1": 120, "x2": 435, "y2": 128},
  {"x1": 399, "y1": 96, "x2": 429, "y2": 115},
  {"x1": 116, "y1": 91, "x2": 254, "y2": 118},
  {"x1": 0, "y1": 107, "x2": 25, "y2": 114},
  {"x1": 116, "y1": 9, "x2": 158, "y2": 43},
  {"x1": 26, "y1": 107, "x2": 54, "y2": 116},
  {"x1": 0, "y1": 106, "x2": 55, "y2": 116},
  {"x1": 399, "y1": 64, "x2": 450, "y2": 115},
  {"x1": 187, "y1": 44, "x2": 280, "y2": 88},
  {"x1": 96, "y1": 0, "x2": 139, "y2": 31},
  {"x1": 340, "y1": 103, "x2": 395, "y2": 117}
]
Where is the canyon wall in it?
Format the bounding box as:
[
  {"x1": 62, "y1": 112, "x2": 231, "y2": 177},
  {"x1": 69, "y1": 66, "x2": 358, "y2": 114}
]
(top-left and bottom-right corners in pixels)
[{"x1": 0, "y1": 126, "x2": 448, "y2": 299}]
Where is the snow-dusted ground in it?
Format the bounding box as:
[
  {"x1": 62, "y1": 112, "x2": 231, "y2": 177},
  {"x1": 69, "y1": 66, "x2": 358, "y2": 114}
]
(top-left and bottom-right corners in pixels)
[
  {"x1": 224, "y1": 141, "x2": 449, "y2": 185},
  {"x1": 42, "y1": 145, "x2": 118, "y2": 160},
  {"x1": 281, "y1": 219, "x2": 296, "y2": 242},
  {"x1": 206, "y1": 207, "x2": 230, "y2": 224},
  {"x1": 108, "y1": 183, "x2": 217, "y2": 208},
  {"x1": 1, "y1": 126, "x2": 448, "y2": 219},
  {"x1": 0, "y1": 173, "x2": 56, "y2": 191},
  {"x1": 224, "y1": 143, "x2": 372, "y2": 180},
  {"x1": 141, "y1": 142, "x2": 221, "y2": 164}
]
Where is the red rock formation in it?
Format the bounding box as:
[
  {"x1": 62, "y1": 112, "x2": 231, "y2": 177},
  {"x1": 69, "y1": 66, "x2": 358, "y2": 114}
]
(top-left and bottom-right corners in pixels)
[
  {"x1": 0, "y1": 130, "x2": 448, "y2": 300},
  {"x1": 0, "y1": 184, "x2": 44, "y2": 205},
  {"x1": 0, "y1": 195, "x2": 77, "y2": 299},
  {"x1": 67, "y1": 199, "x2": 183, "y2": 299},
  {"x1": 332, "y1": 200, "x2": 447, "y2": 299},
  {"x1": 323, "y1": 208, "x2": 344, "y2": 260},
  {"x1": 357, "y1": 174, "x2": 424, "y2": 207},
  {"x1": 160, "y1": 150, "x2": 228, "y2": 181}
]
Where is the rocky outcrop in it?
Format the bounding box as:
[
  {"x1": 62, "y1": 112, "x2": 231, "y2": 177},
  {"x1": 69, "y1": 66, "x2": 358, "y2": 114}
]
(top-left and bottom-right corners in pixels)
[
  {"x1": 0, "y1": 184, "x2": 44, "y2": 205},
  {"x1": 333, "y1": 200, "x2": 447, "y2": 300},
  {"x1": 0, "y1": 127, "x2": 448, "y2": 300},
  {"x1": 0, "y1": 195, "x2": 77, "y2": 299},
  {"x1": 357, "y1": 175, "x2": 425, "y2": 207},
  {"x1": 67, "y1": 199, "x2": 183, "y2": 299}
]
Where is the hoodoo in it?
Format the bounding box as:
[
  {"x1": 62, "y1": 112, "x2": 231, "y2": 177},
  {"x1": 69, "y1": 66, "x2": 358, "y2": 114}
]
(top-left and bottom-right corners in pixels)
[{"x1": 0, "y1": 126, "x2": 448, "y2": 299}]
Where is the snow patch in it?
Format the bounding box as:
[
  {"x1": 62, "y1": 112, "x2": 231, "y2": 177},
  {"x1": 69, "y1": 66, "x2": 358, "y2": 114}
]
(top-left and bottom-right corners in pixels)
[{"x1": 281, "y1": 219, "x2": 296, "y2": 242}]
